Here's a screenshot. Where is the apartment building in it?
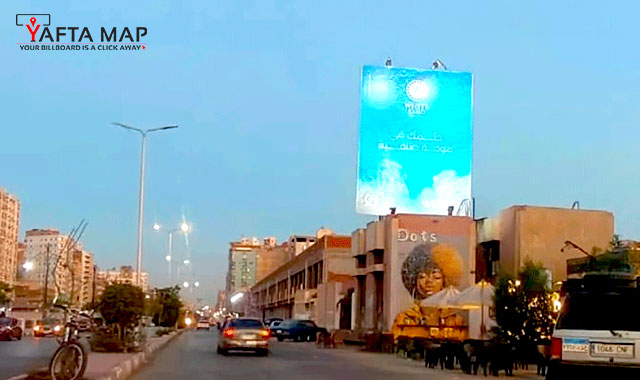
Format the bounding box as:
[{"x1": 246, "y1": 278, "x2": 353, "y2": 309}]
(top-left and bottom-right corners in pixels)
[{"x1": 0, "y1": 188, "x2": 20, "y2": 285}]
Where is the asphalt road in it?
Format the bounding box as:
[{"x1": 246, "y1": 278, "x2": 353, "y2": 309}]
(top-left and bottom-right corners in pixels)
[
  {"x1": 0, "y1": 337, "x2": 59, "y2": 380},
  {"x1": 130, "y1": 329, "x2": 538, "y2": 380}
]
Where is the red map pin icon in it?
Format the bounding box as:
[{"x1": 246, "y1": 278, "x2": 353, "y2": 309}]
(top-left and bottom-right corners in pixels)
[{"x1": 30, "y1": 17, "x2": 36, "y2": 26}]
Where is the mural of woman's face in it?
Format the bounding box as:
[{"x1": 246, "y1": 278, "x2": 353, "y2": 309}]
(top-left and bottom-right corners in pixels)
[{"x1": 417, "y1": 268, "x2": 444, "y2": 298}]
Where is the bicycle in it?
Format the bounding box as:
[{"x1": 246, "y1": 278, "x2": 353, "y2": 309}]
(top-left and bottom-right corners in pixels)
[{"x1": 48, "y1": 303, "x2": 91, "y2": 380}]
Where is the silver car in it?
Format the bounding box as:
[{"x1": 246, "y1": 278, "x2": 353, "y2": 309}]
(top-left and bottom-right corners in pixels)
[{"x1": 217, "y1": 318, "x2": 270, "y2": 356}]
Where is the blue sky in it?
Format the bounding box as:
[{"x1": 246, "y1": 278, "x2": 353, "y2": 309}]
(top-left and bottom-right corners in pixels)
[{"x1": 2, "y1": 1, "x2": 640, "y2": 302}]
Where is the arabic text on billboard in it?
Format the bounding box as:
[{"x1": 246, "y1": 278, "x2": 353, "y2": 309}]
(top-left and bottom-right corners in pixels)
[{"x1": 356, "y1": 65, "x2": 473, "y2": 215}]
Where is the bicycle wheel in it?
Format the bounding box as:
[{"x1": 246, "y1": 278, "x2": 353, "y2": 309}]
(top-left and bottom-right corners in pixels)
[{"x1": 49, "y1": 342, "x2": 88, "y2": 380}]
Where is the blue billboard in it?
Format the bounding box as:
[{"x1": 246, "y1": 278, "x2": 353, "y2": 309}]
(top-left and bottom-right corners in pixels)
[{"x1": 356, "y1": 65, "x2": 473, "y2": 215}]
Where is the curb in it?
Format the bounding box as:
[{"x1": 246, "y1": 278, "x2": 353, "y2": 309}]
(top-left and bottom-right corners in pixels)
[{"x1": 93, "y1": 329, "x2": 186, "y2": 380}]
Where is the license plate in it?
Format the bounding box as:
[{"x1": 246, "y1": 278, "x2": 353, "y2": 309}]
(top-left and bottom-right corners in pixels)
[
  {"x1": 242, "y1": 334, "x2": 256, "y2": 340},
  {"x1": 245, "y1": 341, "x2": 257, "y2": 347},
  {"x1": 591, "y1": 343, "x2": 635, "y2": 358},
  {"x1": 563, "y1": 338, "x2": 589, "y2": 353}
]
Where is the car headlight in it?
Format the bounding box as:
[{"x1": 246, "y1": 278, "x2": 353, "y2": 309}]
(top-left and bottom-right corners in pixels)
[
  {"x1": 34, "y1": 325, "x2": 41, "y2": 331},
  {"x1": 53, "y1": 325, "x2": 61, "y2": 332}
]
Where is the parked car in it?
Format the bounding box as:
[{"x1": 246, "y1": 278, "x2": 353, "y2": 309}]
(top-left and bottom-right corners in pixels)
[
  {"x1": 264, "y1": 317, "x2": 283, "y2": 326},
  {"x1": 547, "y1": 273, "x2": 640, "y2": 379},
  {"x1": 196, "y1": 318, "x2": 210, "y2": 330},
  {"x1": 33, "y1": 318, "x2": 63, "y2": 337},
  {"x1": 273, "y1": 319, "x2": 319, "y2": 342},
  {"x1": 217, "y1": 318, "x2": 270, "y2": 356},
  {"x1": 267, "y1": 320, "x2": 282, "y2": 334},
  {"x1": 0, "y1": 317, "x2": 23, "y2": 341}
]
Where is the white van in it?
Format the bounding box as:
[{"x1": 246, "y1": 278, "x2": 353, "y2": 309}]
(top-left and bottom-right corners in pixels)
[{"x1": 547, "y1": 274, "x2": 640, "y2": 379}]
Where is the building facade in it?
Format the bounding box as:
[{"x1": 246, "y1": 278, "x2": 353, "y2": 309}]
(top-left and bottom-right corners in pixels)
[
  {"x1": 226, "y1": 237, "x2": 261, "y2": 297},
  {"x1": 256, "y1": 238, "x2": 290, "y2": 283},
  {"x1": 24, "y1": 229, "x2": 75, "y2": 300},
  {"x1": 475, "y1": 205, "x2": 614, "y2": 284},
  {"x1": 95, "y1": 266, "x2": 149, "y2": 296},
  {"x1": 350, "y1": 205, "x2": 615, "y2": 338},
  {"x1": 352, "y1": 214, "x2": 475, "y2": 338},
  {"x1": 71, "y1": 249, "x2": 95, "y2": 307},
  {"x1": 250, "y1": 234, "x2": 355, "y2": 330},
  {"x1": 0, "y1": 188, "x2": 20, "y2": 285}
]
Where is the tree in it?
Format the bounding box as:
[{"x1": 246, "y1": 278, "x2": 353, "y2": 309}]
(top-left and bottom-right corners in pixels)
[
  {"x1": 494, "y1": 261, "x2": 557, "y2": 349},
  {"x1": 151, "y1": 286, "x2": 183, "y2": 327},
  {"x1": 609, "y1": 234, "x2": 622, "y2": 250},
  {"x1": 99, "y1": 284, "x2": 144, "y2": 338},
  {"x1": 0, "y1": 282, "x2": 11, "y2": 306}
]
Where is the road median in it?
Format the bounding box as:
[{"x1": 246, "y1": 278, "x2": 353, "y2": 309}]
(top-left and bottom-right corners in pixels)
[{"x1": 87, "y1": 328, "x2": 186, "y2": 380}]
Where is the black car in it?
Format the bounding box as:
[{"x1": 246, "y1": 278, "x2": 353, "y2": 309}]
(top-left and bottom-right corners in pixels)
[
  {"x1": 0, "y1": 317, "x2": 23, "y2": 341},
  {"x1": 273, "y1": 319, "x2": 319, "y2": 342}
]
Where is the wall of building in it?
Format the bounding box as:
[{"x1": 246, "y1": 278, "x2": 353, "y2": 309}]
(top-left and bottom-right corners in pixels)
[
  {"x1": 478, "y1": 206, "x2": 614, "y2": 283},
  {"x1": 250, "y1": 235, "x2": 354, "y2": 329},
  {"x1": 256, "y1": 244, "x2": 289, "y2": 283},
  {"x1": 353, "y1": 214, "x2": 476, "y2": 336},
  {"x1": 0, "y1": 189, "x2": 20, "y2": 285}
]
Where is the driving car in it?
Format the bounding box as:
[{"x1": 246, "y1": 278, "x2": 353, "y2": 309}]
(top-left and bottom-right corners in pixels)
[
  {"x1": 547, "y1": 273, "x2": 640, "y2": 378},
  {"x1": 0, "y1": 317, "x2": 23, "y2": 341},
  {"x1": 273, "y1": 319, "x2": 319, "y2": 342},
  {"x1": 217, "y1": 318, "x2": 270, "y2": 356},
  {"x1": 196, "y1": 318, "x2": 210, "y2": 330},
  {"x1": 33, "y1": 318, "x2": 63, "y2": 337}
]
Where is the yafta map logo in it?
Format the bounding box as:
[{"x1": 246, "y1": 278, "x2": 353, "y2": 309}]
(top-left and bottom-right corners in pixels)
[{"x1": 16, "y1": 14, "x2": 147, "y2": 52}]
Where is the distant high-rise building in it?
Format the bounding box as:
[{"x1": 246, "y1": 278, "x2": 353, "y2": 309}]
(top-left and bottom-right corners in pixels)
[
  {"x1": 226, "y1": 237, "x2": 261, "y2": 296},
  {"x1": 0, "y1": 188, "x2": 20, "y2": 285},
  {"x1": 71, "y1": 248, "x2": 94, "y2": 307},
  {"x1": 24, "y1": 229, "x2": 76, "y2": 300}
]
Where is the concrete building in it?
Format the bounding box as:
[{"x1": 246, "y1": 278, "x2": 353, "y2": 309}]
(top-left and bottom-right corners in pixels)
[
  {"x1": 71, "y1": 249, "x2": 95, "y2": 307},
  {"x1": 250, "y1": 234, "x2": 355, "y2": 330},
  {"x1": 351, "y1": 205, "x2": 615, "y2": 339},
  {"x1": 288, "y1": 235, "x2": 317, "y2": 257},
  {"x1": 16, "y1": 242, "x2": 26, "y2": 279},
  {"x1": 0, "y1": 188, "x2": 20, "y2": 285},
  {"x1": 96, "y1": 266, "x2": 149, "y2": 296},
  {"x1": 352, "y1": 214, "x2": 475, "y2": 338},
  {"x1": 256, "y1": 238, "x2": 290, "y2": 283},
  {"x1": 226, "y1": 237, "x2": 261, "y2": 297},
  {"x1": 24, "y1": 229, "x2": 76, "y2": 300},
  {"x1": 475, "y1": 205, "x2": 614, "y2": 284}
]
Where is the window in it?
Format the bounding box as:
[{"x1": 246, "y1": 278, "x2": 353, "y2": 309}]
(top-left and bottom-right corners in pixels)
[{"x1": 558, "y1": 291, "x2": 640, "y2": 331}]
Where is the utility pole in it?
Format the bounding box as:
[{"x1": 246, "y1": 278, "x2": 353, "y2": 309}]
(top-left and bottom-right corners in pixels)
[
  {"x1": 43, "y1": 244, "x2": 50, "y2": 320},
  {"x1": 91, "y1": 265, "x2": 97, "y2": 307}
]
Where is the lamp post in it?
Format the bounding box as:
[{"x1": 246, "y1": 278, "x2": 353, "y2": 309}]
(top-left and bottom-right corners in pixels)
[
  {"x1": 113, "y1": 123, "x2": 178, "y2": 286},
  {"x1": 153, "y1": 222, "x2": 190, "y2": 284}
]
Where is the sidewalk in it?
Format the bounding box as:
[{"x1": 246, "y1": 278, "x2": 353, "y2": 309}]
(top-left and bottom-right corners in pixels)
[
  {"x1": 319, "y1": 344, "x2": 543, "y2": 379},
  {"x1": 22, "y1": 329, "x2": 184, "y2": 380},
  {"x1": 85, "y1": 329, "x2": 185, "y2": 380}
]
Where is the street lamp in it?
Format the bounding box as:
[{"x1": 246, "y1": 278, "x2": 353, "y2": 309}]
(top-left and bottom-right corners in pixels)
[
  {"x1": 183, "y1": 259, "x2": 190, "y2": 265},
  {"x1": 113, "y1": 122, "x2": 178, "y2": 286},
  {"x1": 194, "y1": 281, "x2": 200, "y2": 288},
  {"x1": 183, "y1": 281, "x2": 189, "y2": 288},
  {"x1": 153, "y1": 221, "x2": 190, "y2": 284},
  {"x1": 22, "y1": 261, "x2": 33, "y2": 271}
]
